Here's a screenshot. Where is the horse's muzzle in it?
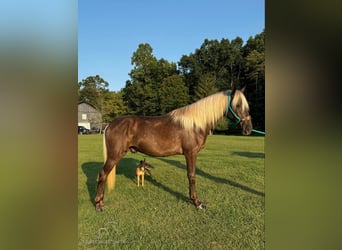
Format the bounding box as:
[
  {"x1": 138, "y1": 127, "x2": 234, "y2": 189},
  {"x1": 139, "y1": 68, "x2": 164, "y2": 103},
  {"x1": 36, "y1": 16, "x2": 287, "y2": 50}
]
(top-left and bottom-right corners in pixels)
[{"x1": 241, "y1": 118, "x2": 253, "y2": 135}]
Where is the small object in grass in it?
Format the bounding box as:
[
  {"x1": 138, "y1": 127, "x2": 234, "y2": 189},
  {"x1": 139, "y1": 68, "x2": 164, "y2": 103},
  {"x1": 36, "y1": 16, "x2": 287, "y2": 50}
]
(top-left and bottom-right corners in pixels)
[
  {"x1": 136, "y1": 158, "x2": 152, "y2": 187},
  {"x1": 197, "y1": 202, "x2": 206, "y2": 209}
]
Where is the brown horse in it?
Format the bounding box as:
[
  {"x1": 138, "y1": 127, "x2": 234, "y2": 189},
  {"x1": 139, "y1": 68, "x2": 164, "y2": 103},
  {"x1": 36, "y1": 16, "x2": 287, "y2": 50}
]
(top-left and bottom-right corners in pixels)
[{"x1": 94, "y1": 86, "x2": 252, "y2": 211}]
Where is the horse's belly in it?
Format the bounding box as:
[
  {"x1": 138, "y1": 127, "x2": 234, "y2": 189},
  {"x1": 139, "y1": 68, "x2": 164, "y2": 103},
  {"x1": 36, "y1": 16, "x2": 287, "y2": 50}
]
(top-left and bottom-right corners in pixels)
[{"x1": 133, "y1": 133, "x2": 183, "y2": 157}]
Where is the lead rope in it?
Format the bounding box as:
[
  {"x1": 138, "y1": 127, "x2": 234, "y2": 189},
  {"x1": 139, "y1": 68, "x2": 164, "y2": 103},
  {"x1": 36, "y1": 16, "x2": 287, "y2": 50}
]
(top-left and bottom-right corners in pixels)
[{"x1": 251, "y1": 129, "x2": 266, "y2": 135}]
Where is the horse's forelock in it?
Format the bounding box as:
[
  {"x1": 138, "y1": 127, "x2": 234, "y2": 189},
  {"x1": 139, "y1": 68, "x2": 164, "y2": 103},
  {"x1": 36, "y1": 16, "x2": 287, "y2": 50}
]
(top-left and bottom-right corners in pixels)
[{"x1": 231, "y1": 90, "x2": 249, "y2": 113}]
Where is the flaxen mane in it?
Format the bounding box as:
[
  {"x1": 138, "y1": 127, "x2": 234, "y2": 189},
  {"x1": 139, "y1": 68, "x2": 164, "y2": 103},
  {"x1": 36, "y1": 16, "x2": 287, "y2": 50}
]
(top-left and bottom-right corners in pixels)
[
  {"x1": 169, "y1": 90, "x2": 249, "y2": 131},
  {"x1": 168, "y1": 91, "x2": 229, "y2": 131}
]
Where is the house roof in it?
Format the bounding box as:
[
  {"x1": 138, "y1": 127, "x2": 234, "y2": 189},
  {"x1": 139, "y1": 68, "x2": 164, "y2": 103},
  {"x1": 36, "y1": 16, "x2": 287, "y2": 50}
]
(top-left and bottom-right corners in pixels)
[{"x1": 78, "y1": 101, "x2": 98, "y2": 110}]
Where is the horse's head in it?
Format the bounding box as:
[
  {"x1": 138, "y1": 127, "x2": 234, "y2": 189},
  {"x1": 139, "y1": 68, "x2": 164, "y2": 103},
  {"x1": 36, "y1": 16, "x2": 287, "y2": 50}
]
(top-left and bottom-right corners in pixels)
[{"x1": 228, "y1": 86, "x2": 253, "y2": 135}]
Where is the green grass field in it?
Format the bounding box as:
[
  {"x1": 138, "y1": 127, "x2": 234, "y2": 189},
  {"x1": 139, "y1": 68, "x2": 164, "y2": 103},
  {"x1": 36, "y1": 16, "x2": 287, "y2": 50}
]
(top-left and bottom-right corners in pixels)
[{"x1": 78, "y1": 134, "x2": 264, "y2": 249}]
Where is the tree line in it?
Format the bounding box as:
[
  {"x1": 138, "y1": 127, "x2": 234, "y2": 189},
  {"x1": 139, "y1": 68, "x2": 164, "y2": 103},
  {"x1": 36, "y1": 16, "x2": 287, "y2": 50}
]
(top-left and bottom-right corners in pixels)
[{"x1": 78, "y1": 30, "x2": 265, "y2": 131}]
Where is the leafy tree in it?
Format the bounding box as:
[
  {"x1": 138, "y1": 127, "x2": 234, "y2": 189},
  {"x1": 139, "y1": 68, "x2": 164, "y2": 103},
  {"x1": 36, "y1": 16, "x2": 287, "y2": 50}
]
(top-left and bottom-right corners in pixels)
[
  {"x1": 179, "y1": 37, "x2": 244, "y2": 94},
  {"x1": 243, "y1": 30, "x2": 265, "y2": 57},
  {"x1": 242, "y1": 31, "x2": 265, "y2": 130},
  {"x1": 123, "y1": 80, "x2": 146, "y2": 115},
  {"x1": 158, "y1": 75, "x2": 189, "y2": 113},
  {"x1": 102, "y1": 91, "x2": 126, "y2": 123},
  {"x1": 194, "y1": 73, "x2": 218, "y2": 101},
  {"x1": 244, "y1": 49, "x2": 265, "y2": 130},
  {"x1": 124, "y1": 43, "x2": 184, "y2": 116},
  {"x1": 178, "y1": 53, "x2": 203, "y2": 96},
  {"x1": 125, "y1": 43, "x2": 158, "y2": 115},
  {"x1": 78, "y1": 75, "x2": 109, "y2": 113},
  {"x1": 245, "y1": 50, "x2": 264, "y2": 84},
  {"x1": 228, "y1": 37, "x2": 244, "y2": 86},
  {"x1": 130, "y1": 43, "x2": 158, "y2": 82}
]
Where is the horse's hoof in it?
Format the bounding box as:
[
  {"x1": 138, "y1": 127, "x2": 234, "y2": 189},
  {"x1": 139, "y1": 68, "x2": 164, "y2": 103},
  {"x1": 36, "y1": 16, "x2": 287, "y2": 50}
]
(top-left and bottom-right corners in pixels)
[
  {"x1": 197, "y1": 203, "x2": 206, "y2": 209},
  {"x1": 95, "y1": 204, "x2": 103, "y2": 212}
]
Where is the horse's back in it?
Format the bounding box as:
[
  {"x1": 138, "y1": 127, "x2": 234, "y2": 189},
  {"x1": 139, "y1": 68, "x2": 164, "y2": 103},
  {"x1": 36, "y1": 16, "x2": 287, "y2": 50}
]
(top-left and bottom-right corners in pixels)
[{"x1": 107, "y1": 115, "x2": 172, "y2": 133}]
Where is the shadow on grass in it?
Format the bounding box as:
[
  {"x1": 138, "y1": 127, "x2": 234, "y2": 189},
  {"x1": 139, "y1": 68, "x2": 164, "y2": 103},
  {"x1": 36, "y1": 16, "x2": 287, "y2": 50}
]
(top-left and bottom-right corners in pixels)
[
  {"x1": 81, "y1": 157, "x2": 189, "y2": 206},
  {"x1": 232, "y1": 151, "x2": 265, "y2": 158},
  {"x1": 155, "y1": 158, "x2": 265, "y2": 197},
  {"x1": 81, "y1": 161, "x2": 102, "y2": 205},
  {"x1": 81, "y1": 158, "x2": 139, "y2": 204},
  {"x1": 148, "y1": 178, "x2": 190, "y2": 203}
]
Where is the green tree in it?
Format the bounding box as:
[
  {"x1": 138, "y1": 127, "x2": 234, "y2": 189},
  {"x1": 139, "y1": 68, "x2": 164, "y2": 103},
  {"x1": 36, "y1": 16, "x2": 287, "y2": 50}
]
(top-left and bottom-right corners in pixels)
[
  {"x1": 102, "y1": 91, "x2": 127, "y2": 123},
  {"x1": 228, "y1": 37, "x2": 244, "y2": 86},
  {"x1": 243, "y1": 30, "x2": 265, "y2": 57},
  {"x1": 158, "y1": 75, "x2": 189, "y2": 113},
  {"x1": 124, "y1": 43, "x2": 184, "y2": 115},
  {"x1": 244, "y1": 49, "x2": 265, "y2": 130},
  {"x1": 245, "y1": 50, "x2": 264, "y2": 85},
  {"x1": 78, "y1": 75, "x2": 109, "y2": 113},
  {"x1": 179, "y1": 37, "x2": 244, "y2": 94},
  {"x1": 123, "y1": 80, "x2": 146, "y2": 115},
  {"x1": 194, "y1": 73, "x2": 218, "y2": 101},
  {"x1": 178, "y1": 53, "x2": 203, "y2": 96},
  {"x1": 126, "y1": 43, "x2": 159, "y2": 115},
  {"x1": 242, "y1": 31, "x2": 265, "y2": 130}
]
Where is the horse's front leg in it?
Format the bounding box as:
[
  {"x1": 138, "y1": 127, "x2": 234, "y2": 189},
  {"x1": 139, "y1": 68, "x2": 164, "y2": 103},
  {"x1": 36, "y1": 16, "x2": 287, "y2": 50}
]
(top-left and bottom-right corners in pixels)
[{"x1": 185, "y1": 152, "x2": 205, "y2": 209}]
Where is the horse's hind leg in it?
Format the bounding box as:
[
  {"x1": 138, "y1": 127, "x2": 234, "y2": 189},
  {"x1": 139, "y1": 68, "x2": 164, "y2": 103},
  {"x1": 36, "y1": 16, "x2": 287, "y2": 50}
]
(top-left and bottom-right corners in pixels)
[
  {"x1": 94, "y1": 154, "x2": 124, "y2": 211},
  {"x1": 94, "y1": 159, "x2": 114, "y2": 211}
]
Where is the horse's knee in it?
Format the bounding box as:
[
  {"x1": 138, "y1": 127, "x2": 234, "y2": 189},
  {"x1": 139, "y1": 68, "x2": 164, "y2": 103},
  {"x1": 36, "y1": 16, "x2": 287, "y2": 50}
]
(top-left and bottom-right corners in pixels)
[
  {"x1": 98, "y1": 170, "x2": 107, "y2": 182},
  {"x1": 187, "y1": 174, "x2": 196, "y2": 184}
]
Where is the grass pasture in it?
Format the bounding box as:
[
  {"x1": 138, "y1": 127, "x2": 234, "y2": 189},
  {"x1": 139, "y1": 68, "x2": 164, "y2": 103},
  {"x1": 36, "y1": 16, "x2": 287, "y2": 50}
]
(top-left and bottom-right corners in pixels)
[{"x1": 78, "y1": 134, "x2": 264, "y2": 249}]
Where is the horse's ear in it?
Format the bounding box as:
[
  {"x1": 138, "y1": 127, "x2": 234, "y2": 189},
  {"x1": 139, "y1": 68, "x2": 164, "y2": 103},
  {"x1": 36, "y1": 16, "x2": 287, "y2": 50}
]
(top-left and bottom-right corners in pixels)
[
  {"x1": 231, "y1": 84, "x2": 236, "y2": 96},
  {"x1": 240, "y1": 85, "x2": 246, "y2": 93}
]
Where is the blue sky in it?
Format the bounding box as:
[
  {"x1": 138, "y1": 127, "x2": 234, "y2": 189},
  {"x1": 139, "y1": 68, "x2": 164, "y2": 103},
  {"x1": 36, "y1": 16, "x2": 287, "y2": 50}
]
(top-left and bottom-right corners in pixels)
[{"x1": 79, "y1": 0, "x2": 264, "y2": 91}]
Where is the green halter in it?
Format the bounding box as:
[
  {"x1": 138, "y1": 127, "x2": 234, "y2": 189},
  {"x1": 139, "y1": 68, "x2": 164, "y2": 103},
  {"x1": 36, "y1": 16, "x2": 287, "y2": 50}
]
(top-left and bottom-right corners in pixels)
[
  {"x1": 225, "y1": 92, "x2": 266, "y2": 135},
  {"x1": 225, "y1": 93, "x2": 241, "y2": 127}
]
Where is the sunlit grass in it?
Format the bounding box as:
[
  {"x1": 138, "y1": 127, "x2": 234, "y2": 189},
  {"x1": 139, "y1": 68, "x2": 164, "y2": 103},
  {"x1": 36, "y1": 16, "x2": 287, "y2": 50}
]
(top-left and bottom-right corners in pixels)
[{"x1": 78, "y1": 134, "x2": 264, "y2": 249}]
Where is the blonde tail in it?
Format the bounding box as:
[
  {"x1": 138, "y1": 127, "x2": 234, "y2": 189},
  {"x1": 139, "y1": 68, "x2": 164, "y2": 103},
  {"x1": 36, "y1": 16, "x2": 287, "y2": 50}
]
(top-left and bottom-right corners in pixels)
[
  {"x1": 107, "y1": 166, "x2": 116, "y2": 191},
  {"x1": 103, "y1": 125, "x2": 116, "y2": 191}
]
